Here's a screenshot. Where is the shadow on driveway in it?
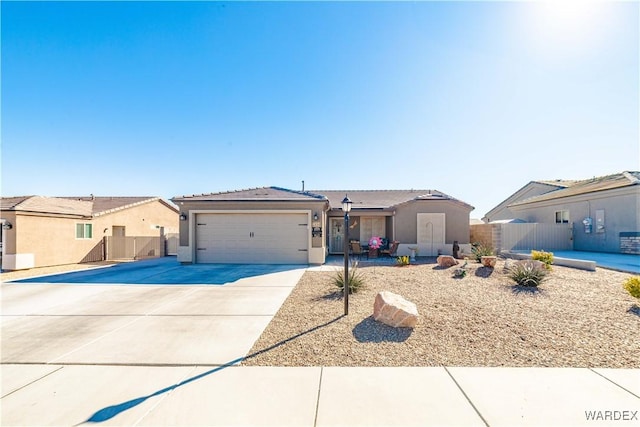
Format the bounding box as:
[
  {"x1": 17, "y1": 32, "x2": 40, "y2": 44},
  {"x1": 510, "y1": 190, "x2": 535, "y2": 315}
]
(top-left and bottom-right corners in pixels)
[{"x1": 11, "y1": 257, "x2": 307, "y2": 285}]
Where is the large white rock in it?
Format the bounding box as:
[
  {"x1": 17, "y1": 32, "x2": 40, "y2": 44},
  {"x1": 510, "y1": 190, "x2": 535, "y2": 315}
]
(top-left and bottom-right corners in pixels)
[{"x1": 373, "y1": 291, "x2": 419, "y2": 328}]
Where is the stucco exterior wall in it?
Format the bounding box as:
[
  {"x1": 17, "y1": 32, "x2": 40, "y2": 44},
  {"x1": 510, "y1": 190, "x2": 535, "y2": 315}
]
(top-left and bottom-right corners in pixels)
[
  {"x1": 510, "y1": 187, "x2": 639, "y2": 253},
  {"x1": 1, "y1": 211, "x2": 17, "y2": 253},
  {"x1": 94, "y1": 200, "x2": 179, "y2": 237},
  {"x1": 2, "y1": 200, "x2": 178, "y2": 269},
  {"x1": 394, "y1": 200, "x2": 472, "y2": 244},
  {"x1": 14, "y1": 214, "x2": 99, "y2": 268}
]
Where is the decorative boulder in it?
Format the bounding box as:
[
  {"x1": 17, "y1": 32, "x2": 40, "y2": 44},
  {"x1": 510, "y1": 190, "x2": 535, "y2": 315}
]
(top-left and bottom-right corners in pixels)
[
  {"x1": 437, "y1": 255, "x2": 459, "y2": 268},
  {"x1": 480, "y1": 256, "x2": 497, "y2": 268},
  {"x1": 373, "y1": 291, "x2": 419, "y2": 328}
]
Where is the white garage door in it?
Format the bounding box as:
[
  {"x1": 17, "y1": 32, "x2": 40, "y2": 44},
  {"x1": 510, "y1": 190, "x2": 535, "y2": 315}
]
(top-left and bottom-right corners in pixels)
[{"x1": 195, "y1": 213, "x2": 309, "y2": 264}]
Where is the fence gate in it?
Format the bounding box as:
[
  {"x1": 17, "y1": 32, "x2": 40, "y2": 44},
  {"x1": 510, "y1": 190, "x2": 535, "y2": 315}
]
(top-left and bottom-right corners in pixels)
[
  {"x1": 165, "y1": 233, "x2": 178, "y2": 256},
  {"x1": 105, "y1": 236, "x2": 164, "y2": 260}
]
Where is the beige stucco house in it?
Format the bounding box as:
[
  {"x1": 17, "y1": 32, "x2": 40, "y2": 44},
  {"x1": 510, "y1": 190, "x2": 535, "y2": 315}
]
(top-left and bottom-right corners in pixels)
[
  {"x1": 1, "y1": 196, "x2": 179, "y2": 270},
  {"x1": 172, "y1": 187, "x2": 474, "y2": 265}
]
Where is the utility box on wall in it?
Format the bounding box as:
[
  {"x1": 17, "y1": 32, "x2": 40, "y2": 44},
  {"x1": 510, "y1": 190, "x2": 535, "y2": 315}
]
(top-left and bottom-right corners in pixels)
[{"x1": 595, "y1": 209, "x2": 605, "y2": 233}]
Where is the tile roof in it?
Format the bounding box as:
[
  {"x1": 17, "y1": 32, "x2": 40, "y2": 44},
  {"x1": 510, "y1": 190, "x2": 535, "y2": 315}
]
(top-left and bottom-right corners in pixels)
[
  {"x1": 2, "y1": 196, "x2": 93, "y2": 217},
  {"x1": 173, "y1": 187, "x2": 473, "y2": 210},
  {"x1": 0, "y1": 196, "x2": 32, "y2": 210},
  {"x1": 62, "y1": 196, "x2": 175, "y2": 216},
  {"x1": 312, "y1": 189, "x2": 473, "y2": 210},
  {"x1": 511, "y1": 171, "x2": 640, "y2": 207},
  {"x1": 1, "y1": 196, "x2": 176, "y2": 217},
  {"x1": 172, "y1": 187, "x2": 327, "y2": 202},
  {"x1": 171, "y1": 187, "x2": 472, "y2": 209}
]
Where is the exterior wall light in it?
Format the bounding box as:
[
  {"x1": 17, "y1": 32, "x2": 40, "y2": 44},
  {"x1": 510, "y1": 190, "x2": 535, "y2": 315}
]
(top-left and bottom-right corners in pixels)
[
  {"x1": 179, "y1": 213, "x2": 187, "y2": 221},
  {"x1": 2, "y1": 221, "x2": 12, "y2": 230}
]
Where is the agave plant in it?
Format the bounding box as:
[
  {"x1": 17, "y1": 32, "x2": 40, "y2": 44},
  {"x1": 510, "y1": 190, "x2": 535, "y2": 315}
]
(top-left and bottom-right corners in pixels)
[
  {"x1": 333, "y1": 261, "x2": 366, "y2": 294},
  {"x1": 508, "y1": 261, "x2": 547, "y2": 287}
]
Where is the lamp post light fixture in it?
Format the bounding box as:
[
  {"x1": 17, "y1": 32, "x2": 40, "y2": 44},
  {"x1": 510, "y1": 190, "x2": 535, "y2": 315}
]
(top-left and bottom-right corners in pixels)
[{"x1": 341, "y1": 195, "x2": 352, "y2": 315}]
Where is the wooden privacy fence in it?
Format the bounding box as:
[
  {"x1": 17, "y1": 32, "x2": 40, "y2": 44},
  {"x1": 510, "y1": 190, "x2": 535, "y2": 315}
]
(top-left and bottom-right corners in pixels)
[
  {"x1": 470, "y1": 223, "x2": 573, "y2": 253},
  {"x1": 104, "y1": 236, "x2": 164, "y2": 260}
]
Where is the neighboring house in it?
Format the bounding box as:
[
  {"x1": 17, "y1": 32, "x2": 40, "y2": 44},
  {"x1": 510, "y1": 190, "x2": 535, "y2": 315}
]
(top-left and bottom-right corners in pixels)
[
  {"x1": 1, "y1": 196, "x2": 179, "y2": 270},
  {"x1": 172, "y1": 186, "x2": 474, "y2": 265},
  {"x1": 482, "y1": 179, "x2": 576, "y2": 223},
  {"x1": 486, "y1": 172, "x2": 639, "y2": 254}
]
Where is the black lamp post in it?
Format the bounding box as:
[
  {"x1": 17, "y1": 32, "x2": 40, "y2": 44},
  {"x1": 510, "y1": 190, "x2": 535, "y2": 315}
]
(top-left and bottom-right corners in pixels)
[{"x1": 342, "y1": 195, "x2": 352, "y2": 315}]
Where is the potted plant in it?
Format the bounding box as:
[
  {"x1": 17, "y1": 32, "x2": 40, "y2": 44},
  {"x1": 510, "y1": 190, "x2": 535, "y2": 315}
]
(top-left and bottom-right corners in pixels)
[{"x1": 368, "y1": 236, "x2": 382, "y2": 258}]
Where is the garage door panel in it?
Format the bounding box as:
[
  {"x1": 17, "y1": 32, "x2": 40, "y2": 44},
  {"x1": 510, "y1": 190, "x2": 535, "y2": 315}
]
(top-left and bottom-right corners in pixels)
[{"x1": 195, "y1": 213, "x2": 308, "y2": 264}]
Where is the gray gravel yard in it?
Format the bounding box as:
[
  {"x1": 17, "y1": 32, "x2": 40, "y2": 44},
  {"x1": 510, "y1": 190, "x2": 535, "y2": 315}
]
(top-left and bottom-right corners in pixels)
[{"x1": 243, "y1": 259, "x2": 639, "y2": 368}]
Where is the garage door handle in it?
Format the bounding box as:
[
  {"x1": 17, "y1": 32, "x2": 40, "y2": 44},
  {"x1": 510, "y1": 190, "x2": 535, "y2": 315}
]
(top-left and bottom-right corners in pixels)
[
  {"x1": 197, "y1": 248, "x2": 206, "y2": 251},
  {"x1": 298, "y1": 249, "x2": 308, "y2": 252}
]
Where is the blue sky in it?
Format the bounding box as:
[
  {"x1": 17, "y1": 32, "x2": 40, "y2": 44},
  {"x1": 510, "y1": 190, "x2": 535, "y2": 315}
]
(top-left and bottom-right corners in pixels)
[{"x1": 2, "y1": 1, "x2": 638, "y2": 218}]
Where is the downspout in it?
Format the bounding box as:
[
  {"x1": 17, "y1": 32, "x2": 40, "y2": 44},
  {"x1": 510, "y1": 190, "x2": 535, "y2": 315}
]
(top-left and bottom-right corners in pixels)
[{"x1": 392, "y1": 211, "x2": 396, "y2": 242}]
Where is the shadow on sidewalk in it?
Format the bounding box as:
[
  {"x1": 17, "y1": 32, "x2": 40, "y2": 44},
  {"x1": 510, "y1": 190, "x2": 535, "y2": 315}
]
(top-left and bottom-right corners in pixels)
[{"x1": 82, "y1": 316, "x2": 343, "y2": 424}]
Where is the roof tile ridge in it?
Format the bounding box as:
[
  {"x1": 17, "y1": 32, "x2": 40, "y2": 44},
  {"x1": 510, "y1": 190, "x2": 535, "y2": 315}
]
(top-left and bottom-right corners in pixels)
[
  {"x1": 622, "y1": 171, "x2": 640, "y2": 184},
  {"x1": 269, "y1": 186, "x2": 328, "y2": 200},
  {"x1": 179, "y1": 187, "x2": 268, "y2": 199},
  {"x1": 92, "y1": 197, "x2": 158, "y2": 217},
  {"x1": 4, "y1": 195, "x2": 36, "y2": 209}
]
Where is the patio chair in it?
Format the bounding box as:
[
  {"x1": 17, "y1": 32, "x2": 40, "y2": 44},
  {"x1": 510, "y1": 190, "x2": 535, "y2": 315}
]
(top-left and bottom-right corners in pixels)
[
  {"x1": 380, "y1": 240, "x2": 400, "y2": 258},
  {"x1": 350, "y1": 241, "x2": 367, "y2": 260}
]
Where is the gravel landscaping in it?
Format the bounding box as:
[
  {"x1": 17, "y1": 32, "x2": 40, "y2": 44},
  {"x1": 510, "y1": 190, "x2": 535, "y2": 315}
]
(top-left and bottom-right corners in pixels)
[{"x1": 243, "y1": 258, "x2": 639, "y2": 368}]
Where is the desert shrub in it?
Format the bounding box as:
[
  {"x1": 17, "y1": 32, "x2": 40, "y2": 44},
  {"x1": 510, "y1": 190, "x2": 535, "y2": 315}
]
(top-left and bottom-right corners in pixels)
[
  {"x1": 471, "y1": 243, "x2": 495, "y2": 262},
  {"x1": 623, "y1": 276, "x2": 640, "y2": 299},
  {"x1": 396, "y1": 256, "x2": 410, "y2": 266},
  {"x1": 333, "y1": 261, "x2": 366, "y2": 294},
  {"x1": 531, "y1": 250, "x2": 554, "y2": 270},
  {"x1": 508, "y1": 260, "x2": 548, "y2": 287}
]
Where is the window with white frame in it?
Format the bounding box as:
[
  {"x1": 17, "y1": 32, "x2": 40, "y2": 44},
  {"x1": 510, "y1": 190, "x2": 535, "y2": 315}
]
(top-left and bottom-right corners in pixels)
[
  {"x1": 76, "y1": 223, "x2": 93, "y2": 239},
  {"x1": 555, "y1": 210, "x2": 569, "y2": 224}
]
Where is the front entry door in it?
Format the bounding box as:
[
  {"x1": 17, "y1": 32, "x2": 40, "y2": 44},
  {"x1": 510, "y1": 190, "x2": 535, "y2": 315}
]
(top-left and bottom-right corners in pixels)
[{"x1": 330, "y1": 218, "x2": 344, "y2": 253}]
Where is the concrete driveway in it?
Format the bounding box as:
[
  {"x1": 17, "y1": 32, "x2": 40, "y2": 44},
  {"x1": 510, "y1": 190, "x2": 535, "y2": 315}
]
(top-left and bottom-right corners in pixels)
[{"x1": 2, "y1": 259, "x2": 306, "y2": 365}]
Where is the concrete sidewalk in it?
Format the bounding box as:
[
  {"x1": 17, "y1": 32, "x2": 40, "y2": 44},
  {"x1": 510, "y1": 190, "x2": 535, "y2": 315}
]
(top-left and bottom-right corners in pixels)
[{"x1": 2, "y1": 364, "x2": 639, "y2": 426}]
